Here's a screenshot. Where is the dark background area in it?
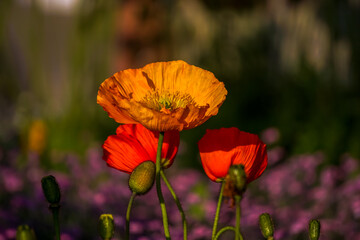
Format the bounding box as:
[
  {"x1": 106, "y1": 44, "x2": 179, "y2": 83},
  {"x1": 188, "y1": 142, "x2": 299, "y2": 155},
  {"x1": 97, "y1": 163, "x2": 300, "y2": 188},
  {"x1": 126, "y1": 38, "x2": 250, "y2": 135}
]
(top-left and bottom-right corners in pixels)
[{"x1": 0, "y1": 0, "x2": 359, "y2": 239}]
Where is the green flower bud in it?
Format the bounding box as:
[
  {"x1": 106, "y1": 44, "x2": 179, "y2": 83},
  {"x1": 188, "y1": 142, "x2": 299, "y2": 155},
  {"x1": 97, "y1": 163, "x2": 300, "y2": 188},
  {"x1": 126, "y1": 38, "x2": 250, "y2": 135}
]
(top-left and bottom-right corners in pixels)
[
  {"x1": 98, "y1": 214, "x2": 114, "y2": 240},
  {"x1": 309, "y1": 219, "x2": 321, "y2": 240},
  {"x1": 16, "y1": 225, "x2": 36, "y2": 240},
  {"x1": 259, "y1": 213, "x2": 274, "y2": 239},
  {"x1": 128, "y1": 161, "x2": 155, "y2": 195},
  {"x1": 41, "y1": 175, "x2": 61, "y2": 206},
  {"x1": 228, "y1": 164, "x2": 247, "y2": 194}
]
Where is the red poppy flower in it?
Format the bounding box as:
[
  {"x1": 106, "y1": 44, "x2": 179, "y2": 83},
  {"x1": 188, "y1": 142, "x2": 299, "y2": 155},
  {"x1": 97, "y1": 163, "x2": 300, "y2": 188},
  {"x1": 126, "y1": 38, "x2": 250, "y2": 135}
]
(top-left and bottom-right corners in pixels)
[
  {"x1": 198, "y1": 127, "x2": 267, "y2": 183},
  {"x1": 103, "y1": 124, "x2": 179, "y2": 174}
]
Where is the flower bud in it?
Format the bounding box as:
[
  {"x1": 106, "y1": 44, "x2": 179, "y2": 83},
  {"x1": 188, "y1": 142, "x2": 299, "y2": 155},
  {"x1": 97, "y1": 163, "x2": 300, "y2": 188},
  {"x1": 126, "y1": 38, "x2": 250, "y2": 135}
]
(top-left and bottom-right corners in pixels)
[
  {"x1": 16, "y1": 225, "x2": 36, "y2": 240},
  {"x1": 41, "y1": 175, "x2": 61, "y2": 206},
  {"x1": 228, "y1": 164, "x2": 247, "y2": 193},
  {"x1": 309, "y1": 219, "x2": 320, "y2": 240},
  {"x1": 259, "y1": 213, "x2": 274, "y2": 238},
  {"x1": 98, "y1": 214, "x2": 114, "y2": 240},
  {"x1": 128, "y1": 161, "x2": 155, "y2": 195}
]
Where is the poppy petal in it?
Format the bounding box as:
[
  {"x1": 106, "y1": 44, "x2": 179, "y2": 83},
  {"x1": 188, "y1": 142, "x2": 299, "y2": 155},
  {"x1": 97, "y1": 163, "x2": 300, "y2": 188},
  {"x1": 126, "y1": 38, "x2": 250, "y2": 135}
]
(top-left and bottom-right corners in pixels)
[
  {"x1": 198, "y1": 127, "x2": 267, "y2": 183},
  {"x1": 115, "y1": 124, "x2": 179, "y2": 168},
  {"x1": 97, "y1": 60, "x2": 227, "y2": 131},
  {"x1": 102, "y1": 133, "x2": 151, "y2": 174}
]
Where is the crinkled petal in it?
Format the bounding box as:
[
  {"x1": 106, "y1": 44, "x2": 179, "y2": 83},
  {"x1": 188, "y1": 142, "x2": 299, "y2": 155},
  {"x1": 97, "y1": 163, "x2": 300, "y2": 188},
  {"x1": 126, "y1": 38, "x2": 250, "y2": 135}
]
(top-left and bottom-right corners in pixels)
[
  {"x1": 115, "y1": 124, "x2": 179, "y2": 168},
  {"x1": 97, "y1": 60, "x2": 227, "y2": 131},
  {"x1": 198, "y1": 127, "x2": 268, "y2": 183},
  {"x1": 102, "y1": 132, "x2": 151, "y2": 174}
]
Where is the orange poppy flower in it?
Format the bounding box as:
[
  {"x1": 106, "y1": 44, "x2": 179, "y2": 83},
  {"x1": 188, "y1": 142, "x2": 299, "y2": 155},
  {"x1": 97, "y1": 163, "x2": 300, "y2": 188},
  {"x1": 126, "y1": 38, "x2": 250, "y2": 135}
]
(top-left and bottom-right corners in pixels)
[
  {"x1": 103, "y1": 124, "x2": 179, "y2": 174},
  {"x1": 198, "y1": 127, "x2": 268, "y2": 183},
  {"x1": 97, "y1": 60, "x2": 227, "y2": 132}
]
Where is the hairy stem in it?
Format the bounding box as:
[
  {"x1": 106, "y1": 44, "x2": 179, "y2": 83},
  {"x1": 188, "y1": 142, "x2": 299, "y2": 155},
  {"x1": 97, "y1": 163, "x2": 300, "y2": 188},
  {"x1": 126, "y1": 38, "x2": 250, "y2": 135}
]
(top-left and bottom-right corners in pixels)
[
  {"x1": 126, "y1": 192, "x2": 136, "y2": 240},
  {"x1": 235, "y1": 195, "x2": 243, "y2": 240},
  {"x1": 156, "y1": 132, "x2": 171, "y2": 240},
  {"x1": 50, "y1": 206, "x2": 60, "y2": 240},
  {"x1": 161, "y1": 170, "x2": 187, "y2": 240},
  {"x1": 212, "y1": 181, "x2": 225, "y2": 240}
]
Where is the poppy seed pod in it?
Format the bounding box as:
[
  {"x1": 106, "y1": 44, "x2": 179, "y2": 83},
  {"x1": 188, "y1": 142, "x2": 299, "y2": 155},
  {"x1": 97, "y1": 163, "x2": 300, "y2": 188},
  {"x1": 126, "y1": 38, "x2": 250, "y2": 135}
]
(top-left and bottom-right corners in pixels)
[
  {"x1": 228, "y1": 164, "x2": 247, "y2": 194},
  {"x1": 41, "y1": 175, "x2": 61, "y2": 206},
  {"x1": 259, "y1": 213, "x2": 274, "y2": 239},
  {"x1": 16, "y1": 225, "x2": 36, "y2": 240},
  {"x1": 128, "y1": 161, "x2": 156, "y2": 195},
  {"x1": 98, "y1": 214, "x2": 114, "y2": 240},
  {"x1": 309, "y1": 219, "x2": 321, "y2": 240}
]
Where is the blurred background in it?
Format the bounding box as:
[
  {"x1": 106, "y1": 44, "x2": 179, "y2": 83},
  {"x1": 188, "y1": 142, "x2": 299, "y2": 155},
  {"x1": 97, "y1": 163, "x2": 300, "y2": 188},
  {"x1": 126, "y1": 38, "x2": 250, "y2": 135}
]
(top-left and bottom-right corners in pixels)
[{"x1": 0, "y1": 0, "x2": 359, "y2": 239}]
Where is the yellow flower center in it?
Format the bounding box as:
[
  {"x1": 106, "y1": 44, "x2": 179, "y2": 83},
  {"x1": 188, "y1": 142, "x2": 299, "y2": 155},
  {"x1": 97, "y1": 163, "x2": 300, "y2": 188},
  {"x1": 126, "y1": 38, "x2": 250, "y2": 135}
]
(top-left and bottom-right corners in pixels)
[{"x1": 142, "y1": 91, "x2": 194, "y2": 114}]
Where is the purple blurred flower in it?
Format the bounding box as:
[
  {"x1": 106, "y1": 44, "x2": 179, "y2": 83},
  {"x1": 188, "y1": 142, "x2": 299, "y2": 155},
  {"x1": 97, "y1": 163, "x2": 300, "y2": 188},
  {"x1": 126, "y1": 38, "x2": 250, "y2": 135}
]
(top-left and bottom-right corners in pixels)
[
  {"x1": 189, "y1": 224, "x2": 212, "y2": 239},
  {"x1": 350, "y1": 196, "x2": 360, "y2": 218},
  {"x1": 130, "y1": 221, "x2": 144, "y2": 234},
  {"x1": 4, "y1": 228, "x2": 16, "y2": 239},
  {"x1": 60, "y1": 233, "x2": 74, "y2": 240},
  {"x1": 261, "y1": 127, "x2": 280, "y2": 145},
  {"x1": 267, "y1": 147, "x2": 285, "y2": 165},
  {"x1": 187, "y1": 193, "x2": 201, "y2": 205},
  {"x1": 341, "y1": 154, "x2": 359, "y2": 175},
  {"x1": 138, "y1": 237, "x2": 151, "y2": 240},
  {"x1": 1, "y1": 168, "x2": 23, "y2": 192},
  {"x1": 320, "y1": 166, "x2": 343, "y2": 188},
  {"x1": 87, "y1": 147, "x2": 105, "y2": 175}
]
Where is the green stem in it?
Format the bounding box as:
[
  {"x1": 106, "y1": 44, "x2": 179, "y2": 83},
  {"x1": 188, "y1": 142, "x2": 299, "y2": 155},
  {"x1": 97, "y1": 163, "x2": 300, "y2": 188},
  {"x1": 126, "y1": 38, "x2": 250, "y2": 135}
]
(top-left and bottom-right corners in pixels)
[
  {"x1": 212, "y1": 181, "x2": 225, "y2": 240},
  {"x1": 156, "y1": 132, "x2": 171, "y2": 240},
  {"x1": 50, "y1": 205, "x2": 60, "y2": 240},
  {"x1": 235, "y1": 195, "x2": 242, "y2": 240},
  {"x1": 161, "y1": 170, "x2": 188, "y2": 240},
  {"x1": 126, "y1": 192, "x2": 136, "y2": 240},
  {"x1": 267, "y1": 237, "x2": 274, "y2": 240},
  {"x1": 214, "y1": 226, "x2": 236, "y2": 240}
]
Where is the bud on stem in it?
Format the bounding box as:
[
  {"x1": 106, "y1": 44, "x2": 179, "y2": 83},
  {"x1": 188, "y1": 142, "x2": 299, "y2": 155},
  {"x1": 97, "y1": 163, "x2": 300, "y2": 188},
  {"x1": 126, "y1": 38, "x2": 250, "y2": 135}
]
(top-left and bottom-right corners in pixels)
[
  {"x1": 259, "y1": 213, "x2": 274, "y2": 239},
  {"x1": 228, "y1": 164, "x2": 247, "y2": 194},
  {"x1": 16, "y1": 225, "x2": 36, "y2": 240},
  {"x1": 99, "y1": 214, "x2": 114, "y2": 240},
  {"x1": 41, "y1": 175, "x2": 61, "y2": 207},
  {"x1": 41, "y1": 175, "x2": 61, "y2": 240},
  {"x1": 309, "y1": 219, "x2": 320, "y2": 240},
  {"x1": 129, "y1": 161, "x2": 156, "y2": 195}
]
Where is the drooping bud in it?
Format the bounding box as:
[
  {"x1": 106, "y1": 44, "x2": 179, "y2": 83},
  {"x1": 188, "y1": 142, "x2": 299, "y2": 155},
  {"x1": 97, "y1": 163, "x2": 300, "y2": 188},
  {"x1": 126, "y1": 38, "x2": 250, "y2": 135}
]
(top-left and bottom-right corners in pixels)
[
  {"x1": 128, "y1": 161, "x2": 155, "y2": 195},
  {"x1": 259, "y1": 213, "x2": 274, "y2": 239},
  {"x1": 98, "y1": 214, "x2": 114, "y2": 240},
  {"x1": 309, "y1": 219, "x2": 321, "y2": 240},
  {"x1": 228, "y1": 164, "x2": 247, "y2": 194},
  {"x1": 41, "y1": 175, "x2": 61, "y2": 206},
  {"x1": 16, "y1": 225, "x2": 36, "y2": 240}
]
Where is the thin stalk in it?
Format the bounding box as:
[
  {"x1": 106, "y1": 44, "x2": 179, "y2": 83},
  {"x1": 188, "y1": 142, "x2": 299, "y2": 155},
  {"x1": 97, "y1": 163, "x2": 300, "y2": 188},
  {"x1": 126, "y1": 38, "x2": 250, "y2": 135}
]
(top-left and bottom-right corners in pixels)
[
  {"x1": 214, "y1": 226, "x2": 236, "y2": 240},
  {"x1": 234, "y1": 195, "x2": 243, "y2": 240},
  {"x1": 126, "y1": 192, "x2": 137, "y2": 240},
  {"x1": 212, "y1": 181, "x2": 225, "y2": 240},
  {"x1": 50, "y1": 206, "x2": 60, "y2": 240},
  {"x1": 161, "y1": 170, "x2": 188, "y2": 240},
  {"x1": 156, "y1": 132, "x2": 171, "y2": 240}
]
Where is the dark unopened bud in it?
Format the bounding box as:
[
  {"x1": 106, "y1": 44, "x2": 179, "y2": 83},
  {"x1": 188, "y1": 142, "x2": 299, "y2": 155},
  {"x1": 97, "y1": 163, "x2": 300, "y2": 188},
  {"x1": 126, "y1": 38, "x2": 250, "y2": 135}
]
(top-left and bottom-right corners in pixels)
[
  {"x1": 309, "y1": 219, "x2": 321, "y2": 240},
  {"x1": 128, "y1": 161, "x2": 155, "y2": 195},
  {"x1": 98, "y1": 214, "x2": 114, "y2": 240},
  {"x1": 259, "y1": 213, "x2": 274, "y2": 239},
  {"x1": 228, "y1": 164, "x2": 247, "y2": 193},
  {"x1": 41, "y1": 175, "x2": 61, "y2": 206},
  {"x1": 16, "y1": 225, "x2": 36, "y2": 240}
]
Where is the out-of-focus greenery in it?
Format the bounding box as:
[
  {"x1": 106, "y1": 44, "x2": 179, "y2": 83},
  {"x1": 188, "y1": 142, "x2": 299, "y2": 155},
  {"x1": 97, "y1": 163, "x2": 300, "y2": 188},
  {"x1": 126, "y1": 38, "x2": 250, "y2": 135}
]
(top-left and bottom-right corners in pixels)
[{"x1": 0, "y1": 0, "x2": 359, "y2": 168}]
